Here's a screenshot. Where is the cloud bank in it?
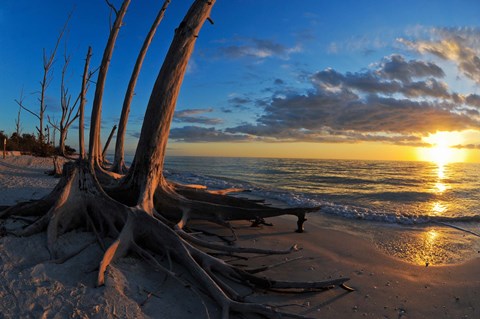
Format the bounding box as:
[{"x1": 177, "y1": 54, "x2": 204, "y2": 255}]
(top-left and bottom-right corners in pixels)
[{"x1": 169, "y1": 29, "x2": 480, "y2": 147}]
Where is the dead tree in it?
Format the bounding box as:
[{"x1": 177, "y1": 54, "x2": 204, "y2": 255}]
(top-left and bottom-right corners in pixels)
[
  {"x1": 89, "y1": 0, "x2": 131, "y2": 167},
  {"x1": 1, "y1": 1, "x2": 350, "y2": 318},
  {"x1": 20, "y1": 18, "x2": 69, "y2": 144},
  {"x1": 47, "y1": 116, "x2": 59, "y2": 147},
  {"x1": 48, "y1": 50, "x2": 82, "y2": 156},
  {"x1": 15, "y1": 102, "x2": 22, "y2": 137},
  {"x1": 79, "y1": 47, "x2": 93, "y2": 160},
  {"x1": 112, "y1": 0, "x2": 172, "y2": 174},
  {"x1": 102, "y1": 124, "x2": 117, "y2": 162}
]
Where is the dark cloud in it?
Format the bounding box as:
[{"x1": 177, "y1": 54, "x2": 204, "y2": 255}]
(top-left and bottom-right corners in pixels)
[
  {"x1": 451, "y1": 144, "x2": 480, "y2": 149},
  {"x1": 166, "y1": 49, "x2": 480, "y2": 145},
  {"x1": 228, "y1": 96, "x2": 253, "y2": 110},
  {"x1": 379, "y1": 54, "x2": 445, "y2": 83},
  {"x1": 228, "y1": 96, "x2": 251, "y2": 106},
  {"x1": 274, "y1": 78, "x2": 285, "y2": 85},
  {"x1": 221, "y1": 53, "x2": 479, "y2": 144},
  {"x1": 401, "y1": 78, "x2": 450, "y2": 99},
  {"x1": 227, "y1": 92, "x2": 477, "y2": 140},
  {"x1": 465, "y1": 94, "x2": 480, "y2": 107},
  {"x1": 313, "y1": 68, "x2": 402, "y2": 94},
  {"x1": 311, "y1": 54, "x2": 449, "y2": 99},
  {"x1": 173, "y1": 108, "x2": 223, "y2": 125}
]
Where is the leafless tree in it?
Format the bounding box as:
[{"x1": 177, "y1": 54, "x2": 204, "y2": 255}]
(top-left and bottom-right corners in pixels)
[
  {"x1": 19, "y1": 17, "x2": 69, "y2": 145},
  {"x1": 78, "y1": 46, "x2": 93, "y2": 160},
  {"x1": 102, "y1": 124, "x2": 117, "y2": 161},
  {"x1": 48, "y1": 49, "x2": 82, "y2": 156},
  {"x1": 1, "y1": 2, "x2": 350, "y2": 318},
  {"x1": 88, "y1": 0, "x2": 131, "y2": 167},
  {"x1": 112, "y1": 0, "x2": 172, "y2": 173},
  {"x1": 14, "y1": 90, "x2": 24, "y2": 137}
]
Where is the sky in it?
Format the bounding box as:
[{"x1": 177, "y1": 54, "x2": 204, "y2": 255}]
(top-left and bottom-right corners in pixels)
[{"x1": 1, "y1": 0, "x2": 480, "y2": 162}]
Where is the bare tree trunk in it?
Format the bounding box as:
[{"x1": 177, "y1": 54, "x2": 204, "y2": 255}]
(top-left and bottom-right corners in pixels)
[
  {"x1": 15, "y1": 105, "x2": 21, "y2": 137},
  {"x1": 59, "y1": 129, "x2": 66, "y2": 154},
  {"x1": 39, "y1": 19, "x2": 69, "y2": 143},
  {"x1": 88, "y1": 0, "x2": 131, "y2": 167},
  {"x1": 56, "y1": 50, "x2": 80, "y2": 156},
  {"x1": 79, "y1": 47, "x2": 93, "y2": 160},
  {"x1": 124, "y1": 0, "x2": 213, "y2": 212},
  {"x1": 112, "y1": 0, "x2": 171, "y2": 174},
  {"x1": 102, "y1": 125, "x2": 117, "y2": 162},
  {"x1": 17, "y1": 17, "x2": 68, "y2": 150}
]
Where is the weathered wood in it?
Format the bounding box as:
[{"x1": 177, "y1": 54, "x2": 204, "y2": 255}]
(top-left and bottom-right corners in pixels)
[
  {"x1": 112, "y1": 0, "x2": 172, "y2": 174},
  {"x1": 79, "y1": 47, "x2": 92, "y2": 160},
  {"x1": 123, "y1": 0, "x2": 215, "y2": 212},
  {"x1": 102, "y1": 124, "x2": 117, "y2": 161},
  {"x1": 88, "y1": 0, "x2": 131, "y2": 167}
]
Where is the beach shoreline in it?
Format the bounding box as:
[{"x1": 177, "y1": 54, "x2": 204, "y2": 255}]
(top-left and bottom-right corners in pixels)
[{"x1": 0, "y1": 155, "x2": 479, "y2": 318}]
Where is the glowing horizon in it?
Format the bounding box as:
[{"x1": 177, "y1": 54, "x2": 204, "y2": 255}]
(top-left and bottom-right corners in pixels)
[{"x1": 417, "y1": 131, "x2": 470, "y2": 164}]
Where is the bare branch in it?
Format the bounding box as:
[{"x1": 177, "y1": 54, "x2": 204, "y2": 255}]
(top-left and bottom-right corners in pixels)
[
  {"x1": 105, "y1": 0, "x2": 119, "y2": 16},
  {"x1": 15, "y1": 99, "x2": 40, "y2": 120}
]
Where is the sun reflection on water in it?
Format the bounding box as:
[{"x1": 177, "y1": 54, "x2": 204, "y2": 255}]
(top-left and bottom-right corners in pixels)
[
  {"x1": 431, "y1": 202, "x2": 446, "y2": 215},
  {"x1": 430, "y1": 162, "x2": 449, "y2": 215}
]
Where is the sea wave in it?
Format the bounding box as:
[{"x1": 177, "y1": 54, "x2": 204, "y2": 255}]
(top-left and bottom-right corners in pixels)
[{"x1": 164, "y1": 168, "x2": 480, "y2": 225}]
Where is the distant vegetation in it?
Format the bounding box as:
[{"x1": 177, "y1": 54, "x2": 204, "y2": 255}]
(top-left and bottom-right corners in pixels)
[{"x1": 0, "y1": 131, "x2": 75, "y2": 157}]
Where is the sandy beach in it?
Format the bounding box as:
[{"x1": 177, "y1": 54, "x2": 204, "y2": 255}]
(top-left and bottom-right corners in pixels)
[{"x1": 0, "y1": 155, "x2": 479, "y2": 318}]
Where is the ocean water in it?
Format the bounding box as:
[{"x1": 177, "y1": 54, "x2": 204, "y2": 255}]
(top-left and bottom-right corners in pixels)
[
  {"x1": 157, "y1": 156, "x2": 480, "y2": 225},
  {"x1": 121, "y1": 155, "x2": 480, "y2": 264}
]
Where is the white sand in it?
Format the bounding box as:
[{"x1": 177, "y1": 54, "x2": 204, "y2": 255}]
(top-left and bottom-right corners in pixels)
[
  {"x1": 0, "y1": 155, "x2": 479, "y2": 318},
  {"x1": 0, "y1": 155, "x2": 63, "y2": 205}
]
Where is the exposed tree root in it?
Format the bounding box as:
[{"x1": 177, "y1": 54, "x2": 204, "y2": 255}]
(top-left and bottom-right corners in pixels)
[
  {"x1": 45, "y1": 156, "x2": 63, "y2": 177},
  {"x1": 1, "y1": 160, "x2": 351, "y2": 319},
  {"x1": 156, "y1": 184, "x2": 315, "y2": 233}
]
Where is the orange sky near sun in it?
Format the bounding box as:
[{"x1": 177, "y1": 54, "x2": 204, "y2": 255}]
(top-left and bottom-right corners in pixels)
[{"x1": 167, "y1": 130, "x2": 480, "y2": 163}]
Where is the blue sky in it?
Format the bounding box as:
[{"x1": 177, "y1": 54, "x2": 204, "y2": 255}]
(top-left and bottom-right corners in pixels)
[{"x1": 1, "y1": 1, "x2": 480, "y2": 160}]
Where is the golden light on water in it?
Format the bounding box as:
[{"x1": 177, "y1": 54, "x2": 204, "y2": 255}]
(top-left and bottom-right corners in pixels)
[
  {"x1": 431, "y1": 202, "x2": 446, "y2": 215},
  {"x1": 417, "y1": 131, "x2": 467, "y2": 164}
]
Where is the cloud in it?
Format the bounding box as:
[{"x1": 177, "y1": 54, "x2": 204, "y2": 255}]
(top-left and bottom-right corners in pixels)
[
  {"x1": 221, "y1": 53, "x2": 480, "y2": 145},
  {"x1": 311, "y1": 55, "x2": 449, "y2": 99},
  {"x1": 169, "y1": 52, "x2": 480, "y2": 145},
  {"x1": 219, "y1": 38, "x2": 301, "y2": 60},
  {"x1": 451, "y1": 143, "x2": 480, "y2": 149},
  {"x1": 169, "y1": 31, "x2": 480, "y2": 146},
  {"x1": 398, "y1": 27, "x2": 480, "y2": 83},
  {"x1": 169, "y1": 126, "x2": 251, "y2": 142},
  {"x1": 327, "y1": 34, "x2": 390, "y2": 54},
  {"x1": 227, "y1": 92, "x2": 477, "y2": 139},
  {"x1": 378, "y1": 54, "x2": 445, "y2": 83},
  {"x1": 173, "y1": 108, "x2": 223, "y2": 125},
  {"x1": 401, "y1": 78, "x2": 450, "y2": 99},
  {"x1": 228, "y1": 96, "x2": 251, "y2": 106}
]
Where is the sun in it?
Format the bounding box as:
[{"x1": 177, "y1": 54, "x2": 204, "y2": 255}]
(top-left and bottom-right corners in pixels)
[{"x1": 417, "y1": 131, "x2": 467, "y2": 164}]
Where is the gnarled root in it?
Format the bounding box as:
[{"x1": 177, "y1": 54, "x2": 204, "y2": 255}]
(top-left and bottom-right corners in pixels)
[
  {"x1": 1, "y1": 160, "x2": 350, "y2": 318},
  {"x1": 158, "y1": 185, "x2": 313, "y2": 234},
  {"x1": 97, "y1": 209, "x2": 350, "y2": 319}
]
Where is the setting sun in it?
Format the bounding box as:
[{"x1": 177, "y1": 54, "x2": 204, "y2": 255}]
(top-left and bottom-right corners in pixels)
[{"x1": 417, "y1": 131, "x2": 468, "y2": 164}]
